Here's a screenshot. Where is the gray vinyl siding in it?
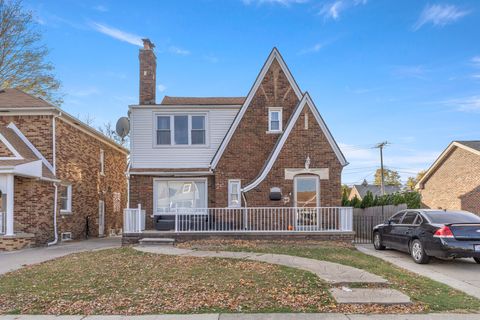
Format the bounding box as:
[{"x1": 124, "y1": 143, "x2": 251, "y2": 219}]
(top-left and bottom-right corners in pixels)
[{"x1": 130, "y1": 107, "x2": 239, "y2": 169}]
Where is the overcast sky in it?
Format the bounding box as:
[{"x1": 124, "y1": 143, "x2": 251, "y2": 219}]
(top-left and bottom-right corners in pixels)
[{"x1": 25, "y1": 0, "x2": 480, "y2": 185}]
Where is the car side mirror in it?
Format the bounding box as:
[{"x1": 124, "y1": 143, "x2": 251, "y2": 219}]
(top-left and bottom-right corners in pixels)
[{"x1": 385, "y1": 219, "x2": 391, "y2": 225}]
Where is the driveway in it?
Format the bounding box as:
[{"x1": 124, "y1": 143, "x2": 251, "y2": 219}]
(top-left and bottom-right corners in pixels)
[
  {"x1": 357, "y1": 244, "x2": 480, "y2": 299},
  {"x1": 0, "y1": 237, "x2": 121, "y2": 275}
]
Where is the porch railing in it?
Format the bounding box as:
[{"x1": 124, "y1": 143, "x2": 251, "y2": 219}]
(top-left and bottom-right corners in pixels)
[
  {"x1": 123, "y1": 207, "x2": 146, "y2": 233},
  {"x1": 123, "y1": 206, "x2": 353, "y2": 233},
  {"x1": 0, "y1": 211, "x2": 4, "y2": 235}
]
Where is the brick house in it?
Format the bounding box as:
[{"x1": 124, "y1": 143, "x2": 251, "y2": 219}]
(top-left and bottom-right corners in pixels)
[
  {"x1": 0, "y1": 88, "x2": 128, "y2": 250},
  {"x1": 417, "y1": 141, "x2": 480, "y2": 215},
  {"x1": 126, "y1": 39, "x2": 349, "y2": 236}
]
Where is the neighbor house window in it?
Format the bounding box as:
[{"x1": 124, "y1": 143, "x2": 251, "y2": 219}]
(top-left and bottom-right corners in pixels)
[
  {"x1": 268, "y1": 108, "x2": 282, "y2": 132},
  {"x1": 60, "y1": 185, "x2": 72, "y2": 213},
  {"x1": 228, "y1": 180, "x2": 241, "y2": 207},
  {"x1": 156, "y1": 114, "x2": 207, "y2": 146},
  {"x1": 100, "y1": 149, "x2": 105, "y2": 175},
  {"x1": 154, "y1": 179, "x2": 207, "y2": 214}
]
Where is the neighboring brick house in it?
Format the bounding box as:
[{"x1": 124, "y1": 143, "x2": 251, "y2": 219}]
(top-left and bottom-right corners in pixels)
[
  {"x1": 0, "y1": 88, "x2": 128, "y2": 250},
  {"x1": 127, "y1": 39, "x2": 348, "y2": 232},
  {"x1": 417, "y1": 141, "x2": 480, "y2": 215}
]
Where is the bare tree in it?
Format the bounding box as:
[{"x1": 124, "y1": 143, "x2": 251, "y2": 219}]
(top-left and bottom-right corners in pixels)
[
  {"x1": 99, "y1": 121, "x2": 128, "y2": 147},
  {"x1": 0, "y1": 0, "x2": 62, "y2": 105}
]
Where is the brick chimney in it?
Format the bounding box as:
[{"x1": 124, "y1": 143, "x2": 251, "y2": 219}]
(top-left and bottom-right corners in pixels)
[{"x1": 139, "y1": 38, "x2": 156, "y2": 105}]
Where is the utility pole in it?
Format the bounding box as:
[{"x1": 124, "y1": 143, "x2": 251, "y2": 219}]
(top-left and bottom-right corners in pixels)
[{"x1": 375, "y1": 141, "x2": 389, "y2": 196}]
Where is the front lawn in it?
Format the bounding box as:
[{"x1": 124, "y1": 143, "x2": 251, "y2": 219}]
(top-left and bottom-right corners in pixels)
[
  {"x1": 0, "y1": 247, "x2": 331, "y2": 314},
  {"x1": 179, "y1": 240, "x2": 480, "y2": 313}
]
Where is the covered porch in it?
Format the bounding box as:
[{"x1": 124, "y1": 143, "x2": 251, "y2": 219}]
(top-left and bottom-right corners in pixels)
[{"x1": 122, "y1": 206, "x2": 354, "y2": 243}]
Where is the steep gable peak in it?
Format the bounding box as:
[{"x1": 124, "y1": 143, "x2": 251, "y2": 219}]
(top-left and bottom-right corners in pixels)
[{"x1": 211, "y1": 48, "x2": 303, "y2": 169}]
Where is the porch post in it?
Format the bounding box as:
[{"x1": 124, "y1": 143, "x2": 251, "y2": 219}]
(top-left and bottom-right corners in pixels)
[{"x1": 5, "y1": 174, "x2": 14, "y2": 236}]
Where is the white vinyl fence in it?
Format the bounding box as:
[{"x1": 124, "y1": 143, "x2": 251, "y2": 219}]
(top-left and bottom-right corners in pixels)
[
  {"x1": 123, "y1": 206, "x2": 353, "y2": 233},
  {"x1": 123, "y1": 207, "x2": 146, "y2": 233}
]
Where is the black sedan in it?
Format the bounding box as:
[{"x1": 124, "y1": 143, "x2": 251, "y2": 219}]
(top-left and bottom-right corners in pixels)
[{"x1": 373, "y1": 209, "x2": 480, "y2": 264}]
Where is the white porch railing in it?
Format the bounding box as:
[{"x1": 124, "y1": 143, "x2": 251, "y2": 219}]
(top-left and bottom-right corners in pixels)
[
  {"x1": 123, "y1": 206, "x2": 353, "y2": 233},
  {"x1": 0, "y1": 211, "x2": 4, "y2": 235},
  {"x1": 123, "y1": 206, "x2": 146, "y2": 233}
]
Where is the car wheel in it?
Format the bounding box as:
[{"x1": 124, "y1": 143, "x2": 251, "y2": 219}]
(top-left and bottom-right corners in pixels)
[
  {"x1": 373, "y1": 232, "x2": 386, "y2": 250},
  {"x1": 410, "y1": 239, "x2": 430, "y2": 264},
  {"x1": 474, "y1": 258, "x2": 480, "y2": 264}
]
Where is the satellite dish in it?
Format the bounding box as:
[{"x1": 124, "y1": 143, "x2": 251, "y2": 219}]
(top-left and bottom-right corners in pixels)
[{"x1": 116, "y1": 117, "x2": 130, "y2": 139}]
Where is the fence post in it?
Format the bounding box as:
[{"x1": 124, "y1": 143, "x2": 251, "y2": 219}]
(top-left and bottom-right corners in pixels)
[
  {"x1": 175, "y1": 213, "x2": 178, "y2": 232},
  {"x1": 137, "y1": 203, "x2": 142, "y2": 233}
]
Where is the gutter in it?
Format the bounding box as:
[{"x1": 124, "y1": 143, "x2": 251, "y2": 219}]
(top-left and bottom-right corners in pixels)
[
  {"x1": 47, "y1": 183, "x2": 59, "y2": 246},
  {"x1": 47, "y1": 113, "x2": 61, "y2": 246}
]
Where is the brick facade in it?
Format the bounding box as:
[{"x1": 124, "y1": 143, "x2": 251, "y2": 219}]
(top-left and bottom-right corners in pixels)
[
  {"x1": 128, "y1": 54, "x2": 344, "y2": 230},
  {"x1": 0, "y1": 112, "x2": 127, "y2": 248},
  {"x1": 420, "y1": 146, "x2": 480, "y2": 215},
  {"x1": 55, "y1": 119, "x2": 127, "y2": 239}
]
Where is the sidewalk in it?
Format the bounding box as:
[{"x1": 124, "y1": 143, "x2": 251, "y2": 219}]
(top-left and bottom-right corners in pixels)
[
  {"x1": 1, "y1": 313, "x2": 480, "y2": 319},
  {"x1": 0, "y1": 237, "x2": 120, "y2": 275}
]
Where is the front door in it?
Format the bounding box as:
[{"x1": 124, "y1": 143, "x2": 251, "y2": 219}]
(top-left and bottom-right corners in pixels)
[
  {"x1": 294, "y1": 176, "x2": 319, "y2": 229},
  {"x1": 98, "y1": 200, "x2": 105, "y2": 237}
]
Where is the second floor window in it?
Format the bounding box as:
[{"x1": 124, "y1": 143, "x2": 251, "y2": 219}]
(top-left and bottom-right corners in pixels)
[
  {"x1": 156, "y1": 114, "x2": 207, "y2": 146},
  {"x1": 268, "y1": 108, "x2": 282, "y2": 132}
]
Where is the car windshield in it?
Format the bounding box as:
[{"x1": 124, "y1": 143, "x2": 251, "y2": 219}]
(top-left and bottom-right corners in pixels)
[{"x1": 423, "y1": 211, "x2": 480, "y2": 224}]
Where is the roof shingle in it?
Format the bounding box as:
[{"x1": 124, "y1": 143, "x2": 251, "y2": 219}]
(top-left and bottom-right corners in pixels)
[
  {"x1": 0, "y1": 88, "x2": 53, "y2": 108},
  {"x1": 160, "y1": 96, "x2": 245, "y2": 106}
]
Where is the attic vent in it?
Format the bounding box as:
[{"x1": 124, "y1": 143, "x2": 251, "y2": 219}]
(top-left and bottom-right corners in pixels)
[{"x1": 61, "y1": 232, "x2": 72, "y2": 241}]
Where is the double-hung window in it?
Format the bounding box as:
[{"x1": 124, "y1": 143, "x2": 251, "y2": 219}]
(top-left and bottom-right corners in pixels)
[
  {"x1": 99, "y1": 149, "x2": 105, "y2": 175},
  {"x1": 156, "y1": 114, "x2": 207, "y2": 146},
  {"x1": 268, "y1": 108, "x2": 282, "y2": 132},
  {"x1": 60, "y1": 185, "x2": 72, "y2": 214},
  {"x1": 228, "y1": 180, "x2": 241, "y2": 207},
  {"x1": 157, "y1": 116, "x2": 171, "y2": 145}
]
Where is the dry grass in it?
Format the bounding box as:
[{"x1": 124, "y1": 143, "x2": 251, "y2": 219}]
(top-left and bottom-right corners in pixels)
[
  {"x1": 179, "y1": 239, "x2": 480, "y2": 313},
  {"x1": 0, "y1": 247, "x2": 331, "y2": 315}
]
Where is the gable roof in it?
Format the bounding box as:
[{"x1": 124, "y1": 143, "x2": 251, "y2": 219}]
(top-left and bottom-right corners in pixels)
[
  {"x1": 417, "y1": 140, "x2": 480, "y2": 188},
  {"x1": 210, "y1": 48, "x2": 305, "y2": 169},
  {"x1": 0, "y1": 88, "x2": 128, "y2": 154},
  {"x1": 351, "y1": 184, "x2": 401, "y2": 199},
  {"x1": 0, "y1": 88, "x2": 54, "y2": 108},
  {"x1": 161, "y1": 96, "x2": 245, "y2": 105},
  {"x1": 242, "y1": 93, "x2": 348, "y2": 192}
]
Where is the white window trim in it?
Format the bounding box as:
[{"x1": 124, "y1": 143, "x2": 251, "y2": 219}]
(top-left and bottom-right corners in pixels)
[
  {"x1": 153, "y1": 177, "x2": 208, "y2": 215},
  {"x1": 228, "y1": 179, "x2": 241, "y2": 208},
  {"x1": 100, "y1": 149, "x2": 105, "y2": 176},
  {"x1": 154, "y1": 112, "x2": 209, "y2": 148},
  {"x1": 267, "y1": 107, "x2": 283, "y2": 133},
  {"x1": 293, "y1": 175, "x2": 320, "y2": 207},
  {"x1": 60, "y1": 185, "x2": 73, "y2": 214}
]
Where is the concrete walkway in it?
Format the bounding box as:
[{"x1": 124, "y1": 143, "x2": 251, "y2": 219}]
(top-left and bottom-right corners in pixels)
[
  {"x1": 135, "y1": 246, "x2": 387, "y2": 285},
  {"x1": 356, "y1": 244, "x2": 480, "y2": 300},
  {"x1": 135, "y1": 246, "x2": 413, "y2": 305},
  {"x1": 1, "y1": 313, "x2": 480, "y2": 319},
  {"x1": 0, "y1": 237, "x2": 121, "y2": 275}
]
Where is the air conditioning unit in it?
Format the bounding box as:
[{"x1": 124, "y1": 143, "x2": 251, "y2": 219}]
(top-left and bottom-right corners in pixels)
[{"x1": 61, "y1": 232, "x2": 72, "y2": 241}]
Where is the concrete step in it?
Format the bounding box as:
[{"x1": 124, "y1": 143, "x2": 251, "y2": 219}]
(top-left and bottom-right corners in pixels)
[
  {"x1": 138, "y1": 238, "x2": 175, "y2": 246},
  {"x1": 329, "y1": 287, "x2": 411, "y2": 305}
]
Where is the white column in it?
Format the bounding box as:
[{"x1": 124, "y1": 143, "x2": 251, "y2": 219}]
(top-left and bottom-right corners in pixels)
[{"x1": 6, "y1": 174, "x2": 14, "y2": 236}]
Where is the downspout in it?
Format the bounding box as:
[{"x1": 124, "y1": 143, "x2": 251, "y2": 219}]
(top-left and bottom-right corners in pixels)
[
  {"x1": 47, "y1": 183, "x2": 58, "y2": 246},
  {"x1": 48, "y1": 112, "x2": 61, "y2": 246},
  {"x1": 241, "y1": 190, "x2": 248, "y2": 230}
]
